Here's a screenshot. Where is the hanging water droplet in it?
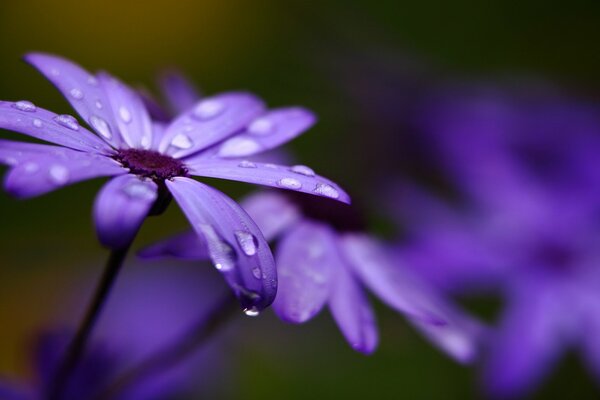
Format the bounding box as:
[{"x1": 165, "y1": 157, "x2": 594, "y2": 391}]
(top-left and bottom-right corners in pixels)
[
  {"x1": 171, "y1": 133, "x2": 193, "y2": 149},
  {"x1": 53, "y1": 115, "x2": 80, "y2": 131},
  {"x1": 95, "y1": 100, "x2": 103, "y2": 109},
  {"x1": 238, "y1": 160, "x2": 257, "y2": 168},
  {"x1": 277, "y1": 177, "x2": 302, "y2": 190},
  {"x1": 23, "y1": 162, "x2": 39, "y2": 173},
  {"x1": 252, "y1": 267, "x2": 262, "y2": 279},
  {"x1": 90, "y1": 115, "x2": 112, "y2": 139},
  {"x1": 119, "y1": 106, "x2": 132, "y2": 123},
  {"x1": 314, "y1": 183, "x2": 339, "y2": 199},
  {"x1": 69, "y1": 88, "x2": 84, "y2": 100},
  {"x1": 122, "y1": 181, "x2": 156, "y2": 201},
  {"x1": 290, "y1": 165, "x2": 315, "y2": 177},
  {"x1": 32, "y1": 118, "x2": 43, "y2": 128},
  {"x1": 48, "y1": 165, "x2": 69, "y2": 185},
  {"x1": 218, "y1": 138, "x2": 261, "y2": 157},
  {"x1": 243, "y1": 307, "x2": 260, "y2": 317},
  {"x1": 13, "y1": 101, "x2": 36, "y2": 112},
  {"x1": 193, "y1": 99, "x2": 224, "y2": 120},
  {"x1": 248, "y1": 117, "x2": 273, "y2": 135},
  {"x1": 235, "y1": 230, "x2": 259, "y2": 256}
]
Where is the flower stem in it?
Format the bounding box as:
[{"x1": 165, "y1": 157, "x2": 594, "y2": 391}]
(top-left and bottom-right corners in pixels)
[
  {"x1": 47, "y1": 244, "x2": 132, "y2": 400},
  {"x1": 96, "y1": 292, "x2": 239, "y2": 400}
]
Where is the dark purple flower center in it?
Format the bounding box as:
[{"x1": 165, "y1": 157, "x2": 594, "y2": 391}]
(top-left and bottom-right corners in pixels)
[
  {"x1": 286, "y1": 192, "x2": 367, "y2": 232},
  {"x1": 114, "y1": 149, "x2": 188, "y2": 181}
]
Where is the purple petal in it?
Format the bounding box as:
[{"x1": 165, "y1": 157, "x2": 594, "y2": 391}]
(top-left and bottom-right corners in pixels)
[
  {"x1": 0, "y1": 101, "x2": 112, "y2": 154},
  {"x1": 0, "y1": 381, "x2": 32, "y2": 400},
  {"x1": 166, "y1": 177, "x2": 276, "y2": 311},
  {"x1": 241, "y1": 191, "x2": 301, "y2": 241},
  {"x1": 328, "y1": 253, "x2": 379, "y2": 354},
  {"x1": 186, "y1": 159, "x2": 350, "y2": 204},
  {"x1": 4, "y1": 151, "x2": 125, "y2": 199},
  {"x1": 24, "y1": 52, "x2": 124, "y2": 148},
  {"x1": 158, "y1": 92, "x2": 266, "y2": 158},
  {"x1": 214, "y1": 107, "x2": 316, "y2": 158},
  {"x1": 159, "y1": 69, "x2": 202, "y2": 114},
  {"x1": 272, "y1": 221, "x2": 335, "y2": 323},
  {"x1": 0, "y1": 139, "x2": 78, "y2": 166},
  {"x1": 138, "y1": 231, "x2": 209, "y2": 260},
  {"x1": 94, "y1": 175, "x2": 158, "y2": 249},
  {"x1": 97, "y1": 72, "x2": 154, "y2": 150}
]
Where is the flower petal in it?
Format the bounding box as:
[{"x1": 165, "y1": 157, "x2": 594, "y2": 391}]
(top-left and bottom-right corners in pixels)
[
  {"x1": 0, "y1": 381, "x2": 32, "y2": 400},
  {"x1": 166, "y1": 177, "x2": 276, "y2": 311},
  {"x1": 186, "y1": 159, "x2": 350, "y2": 204},
  {"x1": 159, "y1": 69, "x2": 202, "y2": 114},
  {"x1": 158, "y1": 92, "x2": 266, "y2": 158},
  {"x1": 273, "y1": 221, "x2": 335, "y2": 323},
  {"x1": 138, "y1": 231, "x2": 209, "y2": 260},
  {"x1": 0, "y1": 139, "x2": 78, "y2": 166},
  {"x1": 4, "y1": 152, "x2": 125, "y2": 198},
  {"x1": 98, "y1": 72, "x2": 154, "y2": 150},
  {"x1": 213, "y1": 107, "x2": 316, "y2": 158},
  {"x1": 94, "y1": 175, "x2": 158, "y2": 249},
  {"x1": 24, "y1": 52, "x2": 124, "y2": 148},
  {"x1": 328, "y1": 255, "x2": 379, "y2": 355},
  {"x1": 0, "y1": 101, "x2": 112, "y2": 153},
  {"x1": 241, "y1": 191, "x2": 301, "y2": 241}
]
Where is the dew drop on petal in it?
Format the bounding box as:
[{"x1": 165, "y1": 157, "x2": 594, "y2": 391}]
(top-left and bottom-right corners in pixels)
[
  {"x1": 95, "y1": 100, "x2": 103, "y2": 109},
  {"x1": 48, "y1": 165, "x2": 69, "y2": 184},
  {"x1": 264, "y1": 163, "x2": 278, "y2": 169},
  {"x1": 13, "y1": 101, "x2": 36, "y2": 112},
  {"x1": 32, "y1": 118, "x2": 43, "y2": 128},
  {"x1": 277, "y1": 177, "x2": 302, "y2": 190},
  {"x1": 193, "y1": 100, "x2": 224, "y2": 120},
  {"x1": 119, "y1": 106, "x2": 132, "y2": 123},
  {"x1": 122, "y1": 181, "x2": 156, "y2": 201},
  {"x1": 53, "y1": 115, "x2": 80, "y2": 131},
  {"x1": 23, "y1": 162, "x2": 38, "y2": 173},
  {"x1": 252, "y1": 267, "x2": 261, "y2": 280},
  {"x1": 238, "y1": 160, "x2": 257, "y2": 168},
  {"x1": 69, "y1": 88, "x2": 84, "y2": 100},
  {"x1": 50, "y1": 68, "x2": 60, "y2": 76},
  {"x1": 243, "y1": 307, "x2": 260, "y2": 317},
  {"x1": 314, "y1": 183, "x2": 339, "y2": 199},
  {"x1": 199, "y1": 224, "x2": 236, "y2": 271},
  {"x1": 234, "y1": 230, "x2": 259, "y2": 256},
  {"x1": 248, "y1": 118, "x2": 273, "y2": 135},
  {"x1": 171, "y1": 133, "x2": 193, "y2": 149},
  {"x1": 90, "y1": 115, "x2": 112, "y2": 139},
  {"x1": 219, "y1": 138, "x2": 261, "y2": 157},
  {"x1": 87, "y1": 76, "x2": 98, "y2": 86},
  {"x1": 290, "y1": 165, "x2": 315, "y2": 177},
  {"x1": 141, "y1": 135, "x2": 151, "y2": 149}
]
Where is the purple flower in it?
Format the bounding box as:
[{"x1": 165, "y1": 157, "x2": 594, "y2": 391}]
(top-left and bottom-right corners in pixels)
[
  {"x1": 0, "y1": 53, "x2": 350, "y2": 312},
  {"x1": 141, "y1": 191, "x2": 482, "y2": 361}
]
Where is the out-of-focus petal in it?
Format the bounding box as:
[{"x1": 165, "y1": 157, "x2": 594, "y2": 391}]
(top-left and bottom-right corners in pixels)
[
  {"x1": 241, "y1": 191, "x2": 300, "y2": 241},
  {"x1": 273, "y1": 221, "x2": 335, "y2": 323},
  {"x1": 159, "y1": 93, "x2": 266, "y2": 158},
  {"x1": 186, "y1": 159, "x2": 350, "y2": 204},
  {"x1": 97, "y1": 72, "x2": 154, "y2": 150},
  {"x1": 24, "y1": 52, "x2": 125, "y2": 149},
  {"x1": 213, "y1": 107, "x2": 316, "y2": 158},
  {"x1": 0, "y1": 140, "x2": 80, "y2": 166},
  {"x1": 159, "y1": 70, "x2": 202, "y2": 115},
  {"x1": 4, "y1": 152, "x2": 125, "y2": 198},
  {"x1": 93, "y1": 175, "x2": 158, "y2": 249},
  {"x1": 166, "y1": 177, "x2": 276, "y2": 311},
  {"x1": 0, "y1": 101, "x2": 112, "y2": 154},
  {"x1": 138, "y1": 231, "x2": 209, "y2": 260}
]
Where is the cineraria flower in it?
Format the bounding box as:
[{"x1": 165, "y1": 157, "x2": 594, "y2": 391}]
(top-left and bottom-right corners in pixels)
[
  {"x1": 141, "y1": 191, "x2": 482, "y2": 360},
  {"x1": 0, "y1": 53, "x2": 349, "y2": 312}
]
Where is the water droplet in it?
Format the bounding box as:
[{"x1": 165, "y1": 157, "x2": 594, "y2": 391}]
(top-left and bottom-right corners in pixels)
[
  {"x1": 53, "y1": 115, "x2": 80, "y2": 131},
  {"x1": 48, "y1": 165, "x2": 69, "y2": 184},
  {"x1": 95, "y1": 100, "x2": 103, "y2": 109},
  {"x1": 248, "y1": 117, "x2": 273, "y2": 135},
  {"x1": 122, "y1": 181, "x2": 156, "y2": 201},
  {"x1": 87, "y1": 76, "x2": 98, "y2": 86},
  {"x1": 290, "y1": 165, "x2": 315, "y2": 177},
  {"x1": 5, "y1": 157, "x2": 17, "y2": 165},
  {"x1": 219, "y1": 138, "x2": 261, "y2": 157},
  {"x1": 252, "y1": 267, "x2": 262, "y2": 279},
  {"x1": 235, "y1": 230, "x2": 259, "y2": 256},
  {"x1": 314, "y1": 183, "x2": 339, "y2": 199},
  {"x1": 277, "y1": 177, "x2": 302, "y2": 190},
  {"x1": 23, "y1": 162, "x2": 38, "y2": 173},
  {"x1": 199, "y1": 224, "x2": 236, "y2": 271},
  {"x1": 243, "y1": 307, "x2": 260, "y2": 317},
  {"x1": 264, "y1": 163, "x2": 278, "y2": 169},
  {"x1": 141, "y1": 135, "x2": 151, "y2": 149},
  {"x1": 69, "y1": 88, "x2": 84, "y2": 100},
  {"x1": 32, "y1": 118, "x2": 43, "y2": 128},
  {"x1": 193, "y1": 100, "x2": 224, "y2": 120},
  {"x1": 90, "y1": 115, "x2": 112, "y2": 139},
  {"x1": 119, "y1": 106, "x2": 132, "y2": 123},
  {"x1": 238, "y1": 160, "x2": 257, "y2": 168},
  {"x1": 13, "y1": 101, "x2": 36, "y2": 112},
  {"x1": 171, "y1": 133, "x2": 193, "y2": 149},
  {"x1": 50, "y1": 68, "x2": 60, "y2": 76}
]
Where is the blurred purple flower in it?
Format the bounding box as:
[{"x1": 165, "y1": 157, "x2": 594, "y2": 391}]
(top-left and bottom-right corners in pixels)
[
  {"x1": 141, "y1": 191, "x2": 482, "y2": 361},
  {"x1": 0, "y1": 53, "x2": 350, "y2": 312}
]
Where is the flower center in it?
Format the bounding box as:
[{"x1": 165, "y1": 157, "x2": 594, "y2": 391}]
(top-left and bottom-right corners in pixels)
[{"x1": 114, "y1": 149, "x2": 188, "y2": 181}]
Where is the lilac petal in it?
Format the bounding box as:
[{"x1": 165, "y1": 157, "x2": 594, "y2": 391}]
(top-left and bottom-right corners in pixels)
[
  {"x1": 24, "y1": 52, "x2": 124, "y2": 148},
  {"x1": 158, "y1": 92, "x2": 266, "y2": 158},
  {"x1": 138, "y1": 87, "x2": 171, "y2": 123},
  {"x1": 97, "y1": 72, "x2": 154, "y2": 150},
  {"x1": 273, "y1": 221, "x2": 335, "y2": 323},
  {"x1": 159, "y1": 69, "x2": 202, "y2": 114},
  {"x1": 328, "y1": 253, "x2": 379, "y2": 355},
  {"x1": 241, "y1": 191, "x2": 300, "y2": 241},
  {"x1": 0, "y1": 381, "x2": 32, "y2": 400},
  {"x1": 0, "y1": 101, "x2": 112, "y2": 154},
  {"x1": 4, "y1": 152, "x2": 125, "y2": 199},
  {"x1": 186, "y1": 159, "x2": 350, "y2": 204},
  {"x1": 94, "y1": 175, "x2": 158, "y2": 249},
  {"x1": 0, "y1": 139, "x2": 78, "y2": 166},
  {"x1": 138, "y1": 231, "x2": 209, "y2": 260},
  {"x1": 166, "y1": 177, "x2": 276, "y2": 311},
  {"x1": 214, "y1": 107, "x2": 316, "y2": 158}
]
